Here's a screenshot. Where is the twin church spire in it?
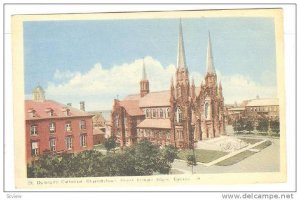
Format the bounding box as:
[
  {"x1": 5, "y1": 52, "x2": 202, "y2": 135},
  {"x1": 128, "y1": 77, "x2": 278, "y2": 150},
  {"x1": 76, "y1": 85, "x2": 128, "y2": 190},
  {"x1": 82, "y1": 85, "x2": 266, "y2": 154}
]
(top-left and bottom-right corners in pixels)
[
  {"x1": 176, "y1": 19, "x2": 216, "y2": 75},
  {"x1": 140, "y1": 19, "x2": 218, "y2": 98},
  {"x1": 174, "y1": 19, "x2": 217, "y2": 91}
]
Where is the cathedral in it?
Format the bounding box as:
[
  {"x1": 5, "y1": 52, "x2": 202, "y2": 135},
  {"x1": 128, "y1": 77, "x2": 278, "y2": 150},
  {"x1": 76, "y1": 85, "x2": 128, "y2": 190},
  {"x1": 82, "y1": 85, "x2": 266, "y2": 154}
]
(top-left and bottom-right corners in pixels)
[{"x1": 111, "y1": 21, "x2": 225, "y2": 149}]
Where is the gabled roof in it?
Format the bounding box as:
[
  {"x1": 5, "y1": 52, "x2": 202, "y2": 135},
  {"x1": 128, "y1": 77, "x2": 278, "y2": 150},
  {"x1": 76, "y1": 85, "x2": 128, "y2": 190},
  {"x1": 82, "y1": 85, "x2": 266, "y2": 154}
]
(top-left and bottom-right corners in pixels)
[
  {"x1": 137, "y1": 119, "x2": 171, "y2": 129},
  {"x1": 25, "y1": 100, "x2": 93, "y2": 120},
  {"x1": 139, "y1": 90, "x2": 170, "y2": 108},
  {"x1": 123, "y1": 94, "x2": 141, "y2": 101},
  {"x1": 93, "y1": 128, "x2": 105, "y2": 135},
  {"x1": 120, "y1": 100, "x2": 144, "y2": 116}
]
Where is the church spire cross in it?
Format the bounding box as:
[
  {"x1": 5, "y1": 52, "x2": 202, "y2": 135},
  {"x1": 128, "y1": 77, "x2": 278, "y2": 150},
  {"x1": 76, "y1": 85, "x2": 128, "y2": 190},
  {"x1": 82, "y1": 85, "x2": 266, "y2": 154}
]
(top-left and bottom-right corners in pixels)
[
  {"x1": 206, "y1": 31, "x2": 216, "y2": 74},
  {"x1": 177, "y1": 19, "x2": 187, "y2": 69}
]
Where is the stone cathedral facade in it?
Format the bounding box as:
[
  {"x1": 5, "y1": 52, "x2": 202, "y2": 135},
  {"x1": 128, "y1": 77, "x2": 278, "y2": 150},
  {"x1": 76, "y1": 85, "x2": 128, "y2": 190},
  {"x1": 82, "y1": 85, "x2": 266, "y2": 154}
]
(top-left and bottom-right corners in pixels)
[{"x1": 111, "y1": 21, "x2": 225, "y2": 149}]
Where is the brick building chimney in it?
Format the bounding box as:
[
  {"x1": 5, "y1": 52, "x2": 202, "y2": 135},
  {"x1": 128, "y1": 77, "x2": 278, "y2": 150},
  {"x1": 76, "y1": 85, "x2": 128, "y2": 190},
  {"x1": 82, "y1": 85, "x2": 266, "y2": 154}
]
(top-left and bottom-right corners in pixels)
[{"x1": 80, "y1": 101, "x2": 85, "y2": 111}]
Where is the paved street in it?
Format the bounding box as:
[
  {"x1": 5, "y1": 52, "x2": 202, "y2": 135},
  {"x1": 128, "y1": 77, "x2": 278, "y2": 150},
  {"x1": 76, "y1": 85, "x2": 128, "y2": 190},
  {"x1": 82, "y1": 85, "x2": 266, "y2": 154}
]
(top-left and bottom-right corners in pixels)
[{"x1": 172, "y1": 136, "x2": 280, "y2": 174}]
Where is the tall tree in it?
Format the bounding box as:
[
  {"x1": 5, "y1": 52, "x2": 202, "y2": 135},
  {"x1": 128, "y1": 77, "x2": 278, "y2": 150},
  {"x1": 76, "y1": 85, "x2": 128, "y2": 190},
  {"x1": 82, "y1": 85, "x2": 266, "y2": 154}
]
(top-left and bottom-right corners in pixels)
[
  {"x1": 257, "y1": 118, "x2": 269, "y2": 133},
  {"x1": 104, "y1": 137, "x2": 117, "y2": 153},
  {"x1": 245, "y1": 120, "x2": 254, "y2": 134}
]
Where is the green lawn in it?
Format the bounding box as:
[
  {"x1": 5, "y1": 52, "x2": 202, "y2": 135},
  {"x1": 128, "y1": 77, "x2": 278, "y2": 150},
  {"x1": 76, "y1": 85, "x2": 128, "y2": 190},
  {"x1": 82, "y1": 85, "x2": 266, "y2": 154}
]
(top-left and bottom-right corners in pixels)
[
  {"x1": 252, "y1": 140, "x2": 272, "y2": 150},
  {"x1": 238, "y1": 138, "x2": 262, "y2": 144},
  {"x1": 178, "y1": 149, "x2": 228, "y2": 163},
  {"x1": 215, "y1": 150, "x2": 256, "y2": 166},
  {"x1": 215, "y1": 140, "x2": 272, "y2": 166}
]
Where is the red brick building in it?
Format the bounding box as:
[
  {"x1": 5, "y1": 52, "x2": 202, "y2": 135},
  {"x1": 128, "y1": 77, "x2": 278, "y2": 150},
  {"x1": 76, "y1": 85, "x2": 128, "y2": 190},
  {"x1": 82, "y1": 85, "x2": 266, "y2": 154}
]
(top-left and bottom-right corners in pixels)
[
  {"x1": 25, "y1": 86, "x2": 94, "y2": 162},
  {"x1": 111, "y1": 21, "x2": 225, "y2": 149}
]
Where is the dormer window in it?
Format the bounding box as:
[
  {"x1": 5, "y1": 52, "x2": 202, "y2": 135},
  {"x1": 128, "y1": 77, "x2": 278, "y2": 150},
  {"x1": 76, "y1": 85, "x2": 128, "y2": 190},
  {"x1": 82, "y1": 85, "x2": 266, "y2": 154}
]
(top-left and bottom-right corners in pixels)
[
  {"x1": 28, "y1": 109, "x2": 36, "y2": 118},
  {"x1": 45, "y1": 108, "x2": 54, "y2": 117},
  {"x1": 62, "y1": 107, "x2": 70, "y2": 116}
]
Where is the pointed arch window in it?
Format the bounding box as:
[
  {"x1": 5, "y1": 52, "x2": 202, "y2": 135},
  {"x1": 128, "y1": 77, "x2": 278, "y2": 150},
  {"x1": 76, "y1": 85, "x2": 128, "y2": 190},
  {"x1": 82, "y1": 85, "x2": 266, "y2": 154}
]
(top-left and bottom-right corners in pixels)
[
  {"x1": 146, "y1": 109, "x2": 151, "y2": 118},
  {"x1": 114, "y1": 114, "x2": 119, "y2": 127},
  {"x1": 177, "y1": 87, "x2": 181, "y2": 98},
  {"x1": 176, "y1": 107, "x2": 182, "y2": 123},
  {"x1": 159, "y1": 108, "x2": 164, "y2": 118},
  {"x1": 205, "y1": 102, "x2": 209, "y2": 119},
  {"x1": 166, "y1": 108, "x2": 170, "y2": 118}
]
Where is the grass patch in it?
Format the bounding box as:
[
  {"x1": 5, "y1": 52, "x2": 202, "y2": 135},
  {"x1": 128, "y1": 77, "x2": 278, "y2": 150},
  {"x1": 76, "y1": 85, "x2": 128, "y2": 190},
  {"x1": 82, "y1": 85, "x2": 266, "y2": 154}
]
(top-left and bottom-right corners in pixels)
[
  {"x1": 93, "y1": 144, "x2": 106, "y2": 150},
  {"x1": 239, "y1": 138, "x2": 262, "y2": 144},
  {"x1": 253, "y1": 140, "x2": 272, "y2": 151},
  {"x1": 216, "y1": 150, "x2": 256, "y2": 166},
  {"x1": 178, "y1": 149, "x2": 228, "y2": 163}
]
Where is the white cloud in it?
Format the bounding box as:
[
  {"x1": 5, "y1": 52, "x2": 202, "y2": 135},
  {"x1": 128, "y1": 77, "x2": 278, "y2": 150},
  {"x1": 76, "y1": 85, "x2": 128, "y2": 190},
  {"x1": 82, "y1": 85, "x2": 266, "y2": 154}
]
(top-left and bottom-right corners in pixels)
[
  {"x1": 31, "y1": 56, "x2": 277, "y2": 111},
  {"x1": 53, "y1": 69, "x2": 80, "y2": 80},
  {"x1": 217, "y1": 71, "x2": 277, "y2": 104},
  {"x1": 44, "y1": 57, "x2": 182, "y2": 111}
]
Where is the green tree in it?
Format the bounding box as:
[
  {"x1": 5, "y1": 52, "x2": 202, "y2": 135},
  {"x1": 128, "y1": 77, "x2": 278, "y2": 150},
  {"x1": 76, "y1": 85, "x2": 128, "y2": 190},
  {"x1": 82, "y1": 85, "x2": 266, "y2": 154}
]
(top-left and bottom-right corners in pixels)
[
  {"x1": 104, "y1": 137, "x2": 117, "y2": 153},
  {"x1": 233, "y1": 119, "x2": 244, "y2": 133},
  {"x1": 27, "y1": 139, "x2": 178, "y2": 177},
  {"x1": 270, "y1": 119, "x2": 280, "y2": 134},
  {"x1": 257, "y1": 118, "x2": 269, "y2": 133},
  {"x1": 186, "y1": 154, "x2": 197, "y2": 174},
  {"x1": 161, "y1": 144, "x2": 178, "y2": 163},
  {"x1": 244, "y1": 120, "x2": 254, "y2": 134},
  {"x1": 131, "y1": 139, "x2": 161, "y2": 175}
]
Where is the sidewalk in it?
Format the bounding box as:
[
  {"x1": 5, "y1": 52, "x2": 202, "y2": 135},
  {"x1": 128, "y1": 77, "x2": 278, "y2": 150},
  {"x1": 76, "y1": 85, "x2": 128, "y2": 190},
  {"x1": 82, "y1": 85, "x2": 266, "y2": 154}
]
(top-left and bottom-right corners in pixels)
[
  {"x1": 205, "y1": 139, "x2": 266, "y2": 166},
  {"x1": 175, "y1": 139, "x2": 267, "y2": 167}
]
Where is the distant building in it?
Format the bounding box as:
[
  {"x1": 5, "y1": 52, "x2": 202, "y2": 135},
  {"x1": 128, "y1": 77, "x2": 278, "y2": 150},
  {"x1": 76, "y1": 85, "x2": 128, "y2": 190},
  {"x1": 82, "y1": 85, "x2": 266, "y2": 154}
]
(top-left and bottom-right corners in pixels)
[
  {"x1": 90, "y1": 111, "x2": 112, "y2": 138},
  {"x1": 111, "y1": 21, "x2": 225, "y2": 149},
  {"x1": 226, "y1": 97, "x2": 279, "y2": 123},
  {"x1": 245, "y1": 98, "x2": 279, "y2": 119},
  {"x1": 25, "y1": 86, "x2": 94, "y2": 163}
]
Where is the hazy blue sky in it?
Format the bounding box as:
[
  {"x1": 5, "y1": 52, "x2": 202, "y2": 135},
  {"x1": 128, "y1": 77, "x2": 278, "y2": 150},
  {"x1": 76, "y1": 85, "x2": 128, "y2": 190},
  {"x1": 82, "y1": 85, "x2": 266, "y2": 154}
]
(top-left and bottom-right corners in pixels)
[{"x1": 23, "y1": 17, "x2": 277, "y2": 110}]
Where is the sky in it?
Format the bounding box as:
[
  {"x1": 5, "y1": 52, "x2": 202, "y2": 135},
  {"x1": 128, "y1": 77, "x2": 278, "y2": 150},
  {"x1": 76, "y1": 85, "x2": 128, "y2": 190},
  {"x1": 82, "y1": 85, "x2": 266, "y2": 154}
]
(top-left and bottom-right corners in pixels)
[{"x1": 24, "y1": 17, "x2": 278, "y2": 111}]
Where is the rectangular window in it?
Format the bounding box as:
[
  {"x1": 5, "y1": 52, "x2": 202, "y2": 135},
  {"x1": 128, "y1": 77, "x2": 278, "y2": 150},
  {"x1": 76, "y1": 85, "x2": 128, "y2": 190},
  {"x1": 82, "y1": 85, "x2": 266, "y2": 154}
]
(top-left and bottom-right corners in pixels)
[
  {"x1": 31, "y1": 141, "x2": 39, "y2": 156},
  {"x1": 49, "y1": 138, "x2": 56, "y2": 151},
  {"x1": 30, "y1": 125, "x2": 38, "y2": 136},
  {"x1": 80, "y1": 134, "x2": 87, "y2": 147},
  {"x1": 49, "y1": 122, "x2": 56, "y2": 133},
  {"x1": 80, "y1": 120, "x2": 86, "y2": 130},
  {"x1": 65, "y1": 136, "x2": 73, "y2": 150},
  {"x1": 65, "y1": 121, "x2": 72, "y2": 132}
]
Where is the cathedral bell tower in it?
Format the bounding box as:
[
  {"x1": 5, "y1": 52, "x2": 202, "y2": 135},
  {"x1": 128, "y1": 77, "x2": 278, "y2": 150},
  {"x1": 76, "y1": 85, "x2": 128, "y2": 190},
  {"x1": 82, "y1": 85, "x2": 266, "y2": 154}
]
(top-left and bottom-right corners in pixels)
[
  {"x1": 170, "y1": 19, "x2": 193, "y2": 149},
  {"x1": 205, "y1": 32, "x2": 217, "y2": 88},
  {"x1": 140, "y1": 59, "x2": 149, "y2": 97}
]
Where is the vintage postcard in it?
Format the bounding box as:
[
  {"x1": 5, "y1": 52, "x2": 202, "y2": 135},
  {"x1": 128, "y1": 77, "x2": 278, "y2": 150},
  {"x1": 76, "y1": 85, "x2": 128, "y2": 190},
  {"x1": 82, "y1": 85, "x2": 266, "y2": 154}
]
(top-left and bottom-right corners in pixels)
[{"x1": 12, "y1": 8, "x2": 286, "y2": 189}]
